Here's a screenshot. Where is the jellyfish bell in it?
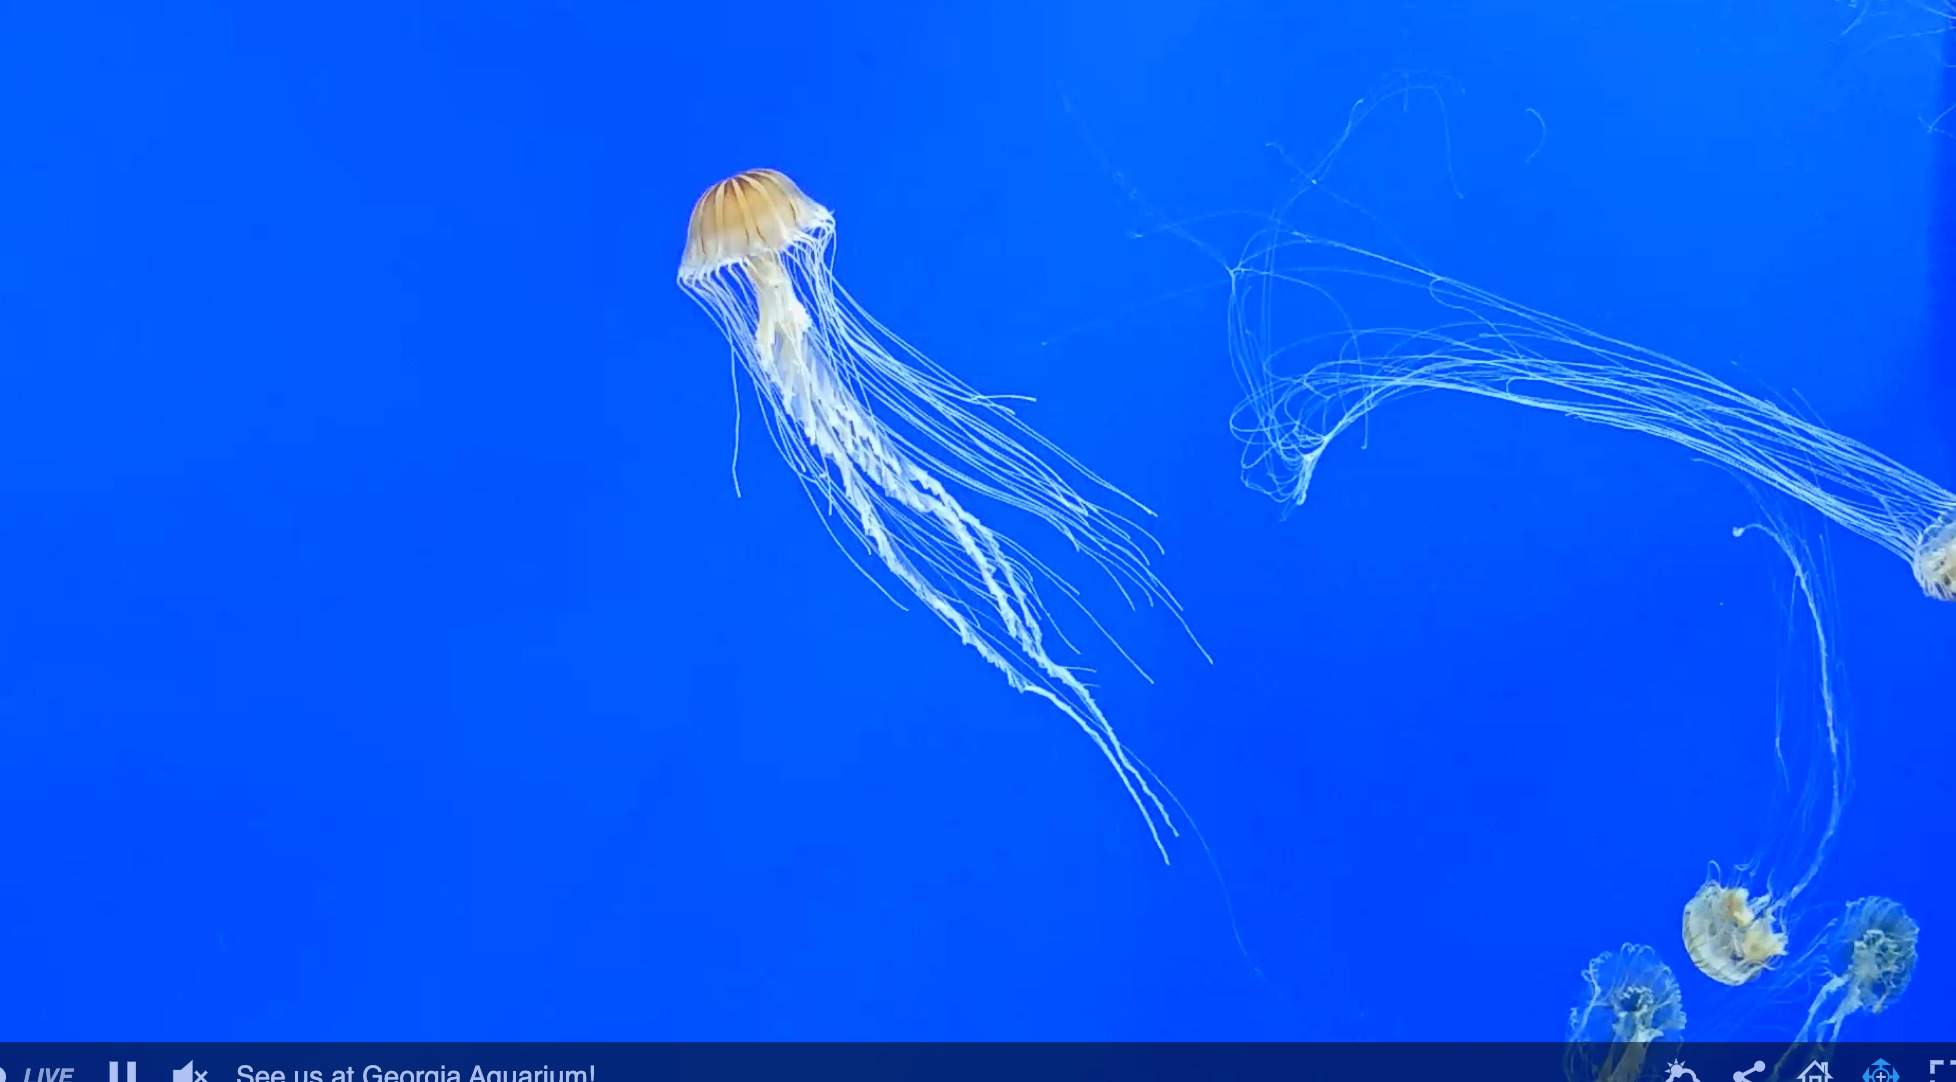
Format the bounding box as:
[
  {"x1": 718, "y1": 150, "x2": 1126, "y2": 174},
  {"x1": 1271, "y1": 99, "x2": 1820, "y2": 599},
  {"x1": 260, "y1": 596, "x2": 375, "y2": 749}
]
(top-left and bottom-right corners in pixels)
[
  {"x1": 680, "y1": 168, "x2": 833, "y2": 280},
  {"x1": 1567, "y1": 944, "x2": 1685, "y2": 1082},
  {"x1": 677, "y1": 169, "x2": 1201, "y2": 859},
  {"x1": 1681, "y1": 882, "x2": 1789, "y2": 986},
  {"x1": 1916, "y1": 519, "x2": 1956, "y2": 601},
  {"x1": 1569, "y1": 943, "x2": 1686, "y2": 1043}
]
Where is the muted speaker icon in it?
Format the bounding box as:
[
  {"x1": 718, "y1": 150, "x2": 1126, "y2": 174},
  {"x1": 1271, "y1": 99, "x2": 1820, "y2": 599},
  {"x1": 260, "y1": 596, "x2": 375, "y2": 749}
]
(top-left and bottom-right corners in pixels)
[{"x1": 173, "y1": 1065, "x2": 206, "y2": 1082}]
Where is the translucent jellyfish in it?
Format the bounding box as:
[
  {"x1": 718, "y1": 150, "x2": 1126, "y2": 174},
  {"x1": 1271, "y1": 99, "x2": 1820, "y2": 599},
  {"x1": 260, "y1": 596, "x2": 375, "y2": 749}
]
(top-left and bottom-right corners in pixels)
[
  {"x1": 1766, "y1": 895, "x2": 1920, "y2": 1074},
  {"x1": 1678, "y1": 509, "x2": 1847, "y2": 986},
  {"x1": 1787, "y1": 895, "x2": 1919, "y2": 1043},
  {"x1": 1565, "y1": 943, "x2": 1686, "y2": 1082},
  {"x1": 677, "y1": 170, "x2": 1199, "y2": 858},
  {"x1": 1223, "y1": 236, "x2": 1956, "y2": 601}
]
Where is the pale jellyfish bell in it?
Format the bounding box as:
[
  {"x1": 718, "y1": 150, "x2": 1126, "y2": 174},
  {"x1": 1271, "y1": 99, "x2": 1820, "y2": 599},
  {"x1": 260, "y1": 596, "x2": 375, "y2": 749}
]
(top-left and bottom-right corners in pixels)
[
  {"x1": 677, "y1": 170, "x2": 1201, "y2": 859},
  {"x1": 1920, "y1": 520, "x2": 1956, "y2": 600}
]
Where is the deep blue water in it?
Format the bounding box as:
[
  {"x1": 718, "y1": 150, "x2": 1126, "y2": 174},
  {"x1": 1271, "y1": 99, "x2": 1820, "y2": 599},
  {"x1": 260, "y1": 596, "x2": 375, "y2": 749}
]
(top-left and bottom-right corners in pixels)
[{"x1": 0, "y1": 0, "x2": 1950, "y2": 1041}]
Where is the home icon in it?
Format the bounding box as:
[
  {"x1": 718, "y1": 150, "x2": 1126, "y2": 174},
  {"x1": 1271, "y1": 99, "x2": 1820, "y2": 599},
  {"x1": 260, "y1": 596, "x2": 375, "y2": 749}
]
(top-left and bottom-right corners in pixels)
[{"x1": 1798, "y1": 1063, "x2": 1833, "y2": 1082}]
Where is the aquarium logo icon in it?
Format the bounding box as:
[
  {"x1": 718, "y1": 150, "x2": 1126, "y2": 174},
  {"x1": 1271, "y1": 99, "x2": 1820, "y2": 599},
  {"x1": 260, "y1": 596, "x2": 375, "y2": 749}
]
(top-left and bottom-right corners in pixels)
[{"x1": 1863, "y1": 1061, "x2": 1899, "y2": 1082}]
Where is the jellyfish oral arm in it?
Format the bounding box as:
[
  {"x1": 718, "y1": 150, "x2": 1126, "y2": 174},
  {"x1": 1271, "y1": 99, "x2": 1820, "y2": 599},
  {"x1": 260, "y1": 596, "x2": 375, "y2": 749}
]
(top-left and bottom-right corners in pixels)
[
  {"x1": 745, "y1": 253, "x2": 819, "y2": 426},
  {"x1": 1801, "y1": 970, "x2": 1858, "y2": 1045}
]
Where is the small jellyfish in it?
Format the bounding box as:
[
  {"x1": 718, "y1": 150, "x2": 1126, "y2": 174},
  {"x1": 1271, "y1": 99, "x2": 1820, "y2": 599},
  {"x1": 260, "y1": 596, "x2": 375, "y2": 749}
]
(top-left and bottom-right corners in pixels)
[
  {"x1": 677, "y1": 170, "x2": 1200, "y2": 858},
  {"x1": 1789, "y1": 896, "x2": 1919, "y2": 1044},
  {"x1": 1679, "y1": 511, "x2": 1846, "y2": 986},
  {"x1": 1223, "y1": 235, "x2": 1956, "y2": 602},
  {"x1": 1565, "y1": 943, "x2": 1686, "y2": 1082}
]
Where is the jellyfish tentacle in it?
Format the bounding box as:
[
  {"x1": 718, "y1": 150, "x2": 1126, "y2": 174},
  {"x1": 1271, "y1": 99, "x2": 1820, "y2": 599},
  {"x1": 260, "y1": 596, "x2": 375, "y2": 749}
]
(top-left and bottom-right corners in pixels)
[{"x1": 1228, "y1": 236, "x2": 1956, "y2": 600}]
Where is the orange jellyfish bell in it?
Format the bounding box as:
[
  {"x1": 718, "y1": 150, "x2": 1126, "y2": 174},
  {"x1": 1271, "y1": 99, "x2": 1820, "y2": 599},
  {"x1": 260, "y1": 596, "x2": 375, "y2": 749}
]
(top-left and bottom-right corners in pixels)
[{"x1": 679, "y1": 169, "x2": 834, "y2": 280}]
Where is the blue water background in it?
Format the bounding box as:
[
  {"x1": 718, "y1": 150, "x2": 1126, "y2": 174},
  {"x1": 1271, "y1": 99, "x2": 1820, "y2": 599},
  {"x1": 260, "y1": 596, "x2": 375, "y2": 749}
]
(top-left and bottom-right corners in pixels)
[{"x1": 0, "y1": 0, "x2": 1949, "y2": 1039}]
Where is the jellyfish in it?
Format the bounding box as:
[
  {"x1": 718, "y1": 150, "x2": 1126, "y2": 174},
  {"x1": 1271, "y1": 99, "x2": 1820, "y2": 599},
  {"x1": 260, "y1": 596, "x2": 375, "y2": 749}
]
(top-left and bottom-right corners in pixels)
[
  {"x1": 1765, "y1": 895, "x2": 1920, "y2": 1075},
  {"x1": 1674, "y1": 509, "x2": 1849, "y2": 987},
  {"x1": 1680, "y1": 881, "x2": 1794, "y2": 987},
  {"x1": 1788, "y1": 895, "x2": 1919, "y2": 1043},
  {"x1": 1565, "y1": 943, "x2": 1686, "y2": 1082},
  {"x1": 1222, "y1": 235, "x2": 1956, "y2": 601},
  {"x1": 677, "y1": 169, "x2": 1199, "y2": 858}
]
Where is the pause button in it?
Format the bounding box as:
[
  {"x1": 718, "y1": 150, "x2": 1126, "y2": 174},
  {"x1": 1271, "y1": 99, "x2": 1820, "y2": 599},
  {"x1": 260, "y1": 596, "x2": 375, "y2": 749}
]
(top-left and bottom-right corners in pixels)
[{"x1": 109, "y1": 1065, "x2": 137, "y2": 1082}]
